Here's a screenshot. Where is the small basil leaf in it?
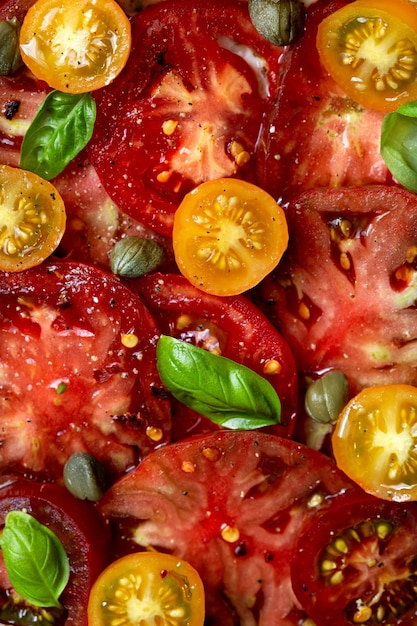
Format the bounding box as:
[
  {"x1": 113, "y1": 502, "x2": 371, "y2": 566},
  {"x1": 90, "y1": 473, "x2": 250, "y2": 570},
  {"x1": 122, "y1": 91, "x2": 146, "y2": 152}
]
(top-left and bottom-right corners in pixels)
[
  {"x1": 0, "y1": 510, "x2": 70, "y2": 608},
  {"x1": 380, "y1": 101, "x2": 417, "y2": 193},
  {"x1": 156, "y1": 335, "x2": 281, "y2": 429},
  {"x1": 20, "y1": 90, "x2": 96, "y2": 180}
]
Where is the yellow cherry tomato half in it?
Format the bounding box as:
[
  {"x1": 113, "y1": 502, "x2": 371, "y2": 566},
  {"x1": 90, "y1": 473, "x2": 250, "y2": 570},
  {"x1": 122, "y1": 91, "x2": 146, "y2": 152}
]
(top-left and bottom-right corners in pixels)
[
  {"x1": 20, "y1": 0, "x2": 131, "y2": 94},
  {"x1": 332, "y1": 384, "x2": 417, "y2": 502},
  {"x1": 172, "y1": 178, "x2": 289, "y2": 297},
  {"x1": 0, "y1": 164, "x2": 66, "y2": 272},
  {"x1": 316, "y1": 0, "x2": 417, "y2": 112},
  {"x1": 87, "y1": 551, "x2": 205, "y2": 626}
]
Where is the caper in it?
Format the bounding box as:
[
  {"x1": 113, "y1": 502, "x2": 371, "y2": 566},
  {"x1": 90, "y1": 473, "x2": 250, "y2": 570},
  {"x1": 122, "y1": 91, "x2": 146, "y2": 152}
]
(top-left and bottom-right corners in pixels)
[
  {"x1": 305, "y1": 370, "x2": 349, "y2": 425},
  {"x1": 63, "y1": 452, "x2": 106, "y2": 502},
  {"x1": 248, "y1": 0, "x2": 305, "y2": 47},
  {"x1": 109, "y1": 236, "x2": 165, "y2": 278},
  {"x1": 0, "y1": 18, "x2": 22, "y2": 76}
]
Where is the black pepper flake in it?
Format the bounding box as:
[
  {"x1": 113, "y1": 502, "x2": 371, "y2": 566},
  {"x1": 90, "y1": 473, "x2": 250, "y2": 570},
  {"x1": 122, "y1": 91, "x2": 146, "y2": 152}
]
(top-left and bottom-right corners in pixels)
[
  {"x1": 234, "y1": 541, "x2": 248, "y2": 557},
  {"x1": 4, "y1": 99, "x2": 20, "y2": 120}
]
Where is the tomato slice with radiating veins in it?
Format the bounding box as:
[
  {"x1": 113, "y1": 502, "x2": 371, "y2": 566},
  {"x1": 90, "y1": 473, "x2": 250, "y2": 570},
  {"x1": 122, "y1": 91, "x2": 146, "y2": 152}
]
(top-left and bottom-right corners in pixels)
[
  {"x1": 0, "y1": 259, "x2": 172, "y2": 482},
  {"x1": 87, "y1": 0, "x2": 283, "y2": 236},
  {"x1": 255, "y1": 0, "x2": 391, "y2": 204},
  {"x1": 0, "y1": 475, "x2": 111, "y2": 626},
  {"x1": 256, "y1": 185, "x2": 417, "y2": 399},
  {"x1": 135, "y1": 272, "x2": 298, "y2": 440},
  {"x1": 291, "y1": 490, "x2": 417, "y2": 626},
  {"x1": 99, "y1": 431, "x2": 363, "y2": 626}
]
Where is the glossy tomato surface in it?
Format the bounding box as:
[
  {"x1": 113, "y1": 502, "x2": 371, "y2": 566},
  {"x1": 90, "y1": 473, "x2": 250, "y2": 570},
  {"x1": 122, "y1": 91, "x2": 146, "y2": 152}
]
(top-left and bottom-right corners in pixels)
[
  {"x1": 0, "y1": 476, "x2": 111, "y2": 626},
  {"x1": 257, "y1": 185, "x2": 417, "y2": 395},
  {"x1": 0, "y1": 260, "x2": 171, "y2": 480},
  {"x1": 136, "y1": 272, "x2": 298, "y2": 439},
  {"x1": 292, "y1": 491, "x2": 417, "y2": 625},
  {"x1": 88, "y1": 0, "x2": 282, "y2": 236},
  {"x1": 99, "y1": 431, "x2": 361, "y2": 626},
  {"x1": 256, "y1": 0, "x2": 390, "y2": 204}
]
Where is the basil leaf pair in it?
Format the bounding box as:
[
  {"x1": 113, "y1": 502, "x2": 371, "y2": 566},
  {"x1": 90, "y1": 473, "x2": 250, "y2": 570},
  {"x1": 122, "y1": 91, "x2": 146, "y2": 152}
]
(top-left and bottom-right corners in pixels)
[
  {"x1": 20, "y1": 90, "x2": 96, "y2": 180},
  {"x1": 156, "y1": 335, "x2": 281, "y2": 430},
  {"x1": 0, "y1": 510, "x2": 69, "y2": 608},
  {"x1": 380, "y1": 101, "x2": 417, "y2": 193}
]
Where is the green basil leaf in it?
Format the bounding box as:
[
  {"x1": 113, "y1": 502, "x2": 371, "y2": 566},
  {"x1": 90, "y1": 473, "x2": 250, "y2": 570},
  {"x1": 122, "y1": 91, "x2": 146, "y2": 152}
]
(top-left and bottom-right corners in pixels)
[
  {"x1": 380, "y1": 101, "x2": 417, "y2": 193},
  {"x1": 156, "y1": 335, "x2": 281, "y2": 429},
  {"x1": 0, "y1": 510, "x2": 70, "y2": 608},
  {"x1": 20, "y1": 90, "x2": 96, "y2": 180}
]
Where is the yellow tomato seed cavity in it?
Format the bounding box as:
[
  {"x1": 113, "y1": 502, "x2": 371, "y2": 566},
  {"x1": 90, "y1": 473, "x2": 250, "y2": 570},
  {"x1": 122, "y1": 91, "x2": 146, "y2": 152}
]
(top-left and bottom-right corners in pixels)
[
  {"x1": 121, "y1": 333, "x2": 139, "y2": 348},
  {"x1": 146, "y1": 426, "x2": 163, "y2": 442},
  {"x1": 162, "y1": 119, "x2": 178, "y2": 135},
  {"x1": 262, "y1": 359, "x2": 282, "y2": 375},
  {"x1": 181, "y1": 460, "x2": 195, "y2": 473},
  {"x1": 220, "y1": 524, "x2": 240, "y2": 543}
]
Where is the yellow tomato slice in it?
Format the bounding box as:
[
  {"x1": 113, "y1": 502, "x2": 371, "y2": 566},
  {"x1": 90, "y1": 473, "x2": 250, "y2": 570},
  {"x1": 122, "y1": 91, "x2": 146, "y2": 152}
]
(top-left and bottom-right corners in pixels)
[
  {"x1": 20, "y1": 0, "x2": 131, "y2": 94},
  {"x1": 332, "y1": 384, "x2": 417, "y2": 502},
  {"x1": 87, "y1": 552, "x2": 205, "y2": 626},
  {"x1": 172, "y1": 178, "x2": 288, "y2": 296},
  {"x1": 0, "y1": 164, "x2": 66, "y2": 272},
  {"x1": 316, "y1": 0, "x2": 417, "y2": 112}
]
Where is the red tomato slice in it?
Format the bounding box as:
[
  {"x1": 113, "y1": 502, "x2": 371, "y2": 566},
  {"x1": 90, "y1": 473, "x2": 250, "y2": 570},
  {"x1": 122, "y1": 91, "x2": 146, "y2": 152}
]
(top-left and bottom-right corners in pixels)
[
  {"x1": 291, "y1": 491, "x2": 417, "y2": 625},
  {"x1": 257, "y1": 185, "x2": 417, "y2": 396},
  {"x1": 0, "y1": 475, "x2": 111, "y2": 626},
  {"x1": 87, "y1": 0, "x2": 282, "y2": 236},
  {"x1": 99, "y1": 431, "x2": 361, "y2": 626},
  {"x1": 136, "y1": 272, "x2": 298, "y2": 439},
  {"x1": 256, "y1": 0, "x2": 390, "y2": 204},
  {"x1": 0, "y1": 260, "x2": 172, "y2": 480}
]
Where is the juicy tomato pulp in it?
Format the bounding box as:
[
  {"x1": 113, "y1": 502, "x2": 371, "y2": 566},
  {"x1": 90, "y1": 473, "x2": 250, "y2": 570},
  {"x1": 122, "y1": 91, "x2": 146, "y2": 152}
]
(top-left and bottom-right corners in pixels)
[
  {"x1": 292, "y1": 491, "x2": 417, "y2": 625},
  {"x1": 87, "y1": 552, "x2": 205, "y2": 626},
  {"x1": 332, "y1": 384, "x2": 417, "y2": 502},
  {"x1": 0, "y1": 164, "x2": 66, "y2": 271},
  {"x1": 87, "y1": 0, "x2": 283, "y2": 236},
  {"x1": 19, "y1": 0, "x2": 131, "y2": 93},
  {"x1": 316, "y1": 0, "x2": 417, "y2": 112},
  {"x1": 99, "y1": 431, "x2": 361, "y2": 626},
  {"x1": 0, "y1": 476, "x2": 110, "y2": 626},
  {"x1": 136, "y1": 273, "x2": 298, "y2": 439},
  {"x1": 172, "y1": 178, "x2": 288, "y2": 296},
  {"x1": 0, "y1": 260, "x2": 171, "y2": 480},
  {"x1": 257, "y1": 185, "x2": 417, "y2": 395}
]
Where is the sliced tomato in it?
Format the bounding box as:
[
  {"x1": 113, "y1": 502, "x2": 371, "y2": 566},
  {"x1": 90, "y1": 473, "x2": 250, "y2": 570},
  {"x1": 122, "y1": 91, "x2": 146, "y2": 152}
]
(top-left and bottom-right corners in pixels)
[
  {"x1": 19, "y1": 0, "x2": 131, "y2": 94},
  {"x1": 0, "y1": 475, "x2": 111, "y2": 626},
  {"x1": 136, "y1": 272, "x2": 298, "y2": 439},
  {"x1": 99, "y1": 431, "x2": 361, "y2": 626},
  {"x1": 317, "y1": 0, "x2": 417, "y2": 112},
  {"x1": 256, "y1": 185, "x2": 417, "y2": 397},
  {"x1": 87, "y1": 552, "x2": 205, "y2": 626},
  {"x1": 291, "y1": 490, "x2": 417, "y2": 625},
  {"x1": 332, "y1": 384, "x2": 417, "y2": 502},
  {"x1": 0, "y1": 260, "x2": 172, "y2": 481},
  {"x1": 256, "y1": 0, "x2": 390, "y2": 204},
  {"x1": 172, "y1": 178, "x2": 288, "y2": 296},
  {"x1": 87, "y1": 0, "x2": 282, "y2": 236},
  {"x1": 0, "y1": 164, "x2": 66, "y2": 271}
]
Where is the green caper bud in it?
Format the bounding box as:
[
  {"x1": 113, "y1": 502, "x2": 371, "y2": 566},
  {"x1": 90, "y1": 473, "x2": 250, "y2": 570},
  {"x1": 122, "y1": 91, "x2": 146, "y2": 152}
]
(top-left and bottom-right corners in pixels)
[
  {"x1": 0, "y1": 18, "x2": 22, "y2": 76},
  {"x1": 109, "y1": 236, "x2": 165, "y2": 278},
  {"x1": 305, "y1": 370, "x2": 349, "y2": 425},
  {"x1": 63, "y1": 452, "x2": 106, "y2": 502},
  {"x1": 248, "y1": 0, "x2": 305, "y2": 47}
]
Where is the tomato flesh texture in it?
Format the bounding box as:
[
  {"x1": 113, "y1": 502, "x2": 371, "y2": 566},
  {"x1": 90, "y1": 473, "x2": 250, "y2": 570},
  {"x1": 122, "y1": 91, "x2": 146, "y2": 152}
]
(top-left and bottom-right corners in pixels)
[
  {"x1": 0, "y1": 476, "x2": 111, "y2": 626},
  {"x1": 332, "y1": 384, "x2": 417, "y2": 502},
  {"x1": 87, "y1": 0, "x2": 282, "y2": 236},
  {"x1": 316, "y1": 0, "x2": 417, "y2": 112},
  {"x1": 99, "y1": 431, "x2": 361, "y2": 626},
  {"x1": 20, "y1": 0, "x2": 131, "y2": 94},
  {"x1": 255, "y1": 0, "x2": 390, "y2": 204},
  {"x1": 256, "y1": 185, "x2": 417, "y2": 396},
  {"x1": 292, "y1": 491, "x2": 417, "y2": 625},
  {"x1": 0, "y1": 260, "x2": 172, "y2": 481},
  {"x1": 136, "y1": 272, "x2": 298, "y2": 439},
  {"x1": 0, "y1": 165, "x2": 66, "y2": 271},
  {"x1": 88, "y1": 552, "x2": 205, "y2": 626},
  {"x1": 172, "y1": 178, "x2": 288, "y2": 297}
]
